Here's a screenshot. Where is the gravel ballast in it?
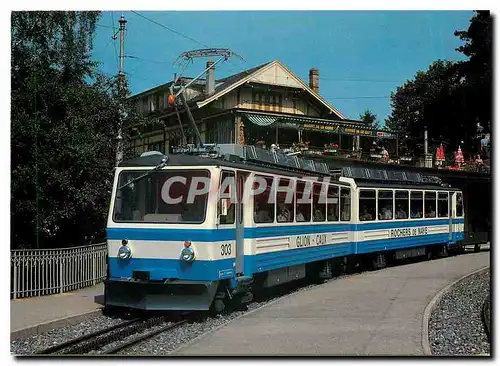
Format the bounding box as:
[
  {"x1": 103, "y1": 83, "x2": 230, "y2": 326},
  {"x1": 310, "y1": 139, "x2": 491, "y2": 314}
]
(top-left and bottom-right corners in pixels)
[
  {"x1": 428, "y1": 268, "x2": 490, "y2": 356},
  {"x1": 11, "y1": 279, "x2": 320, "y2": 356},
  {"x1": 10, "y1": 315, "x2": 124, "y2": 355}
]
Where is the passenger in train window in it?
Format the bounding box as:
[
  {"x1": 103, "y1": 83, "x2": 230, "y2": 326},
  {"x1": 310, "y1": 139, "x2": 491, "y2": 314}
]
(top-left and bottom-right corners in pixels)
[
  {"x1": 296, "y1": 210, "x2": 306, "y2": 222},
  {"x1": 254, "y1": 201, "x2": 273, "y2": 223},
  {"x1": 277, "y1": 203, "x2": 292, "y2": 223},
  {"x1": 340, "y1": 188, "x2": 351, "y2": 221},
  {"x1": 379, "y1": 206, "x2": 393, "y2": 220},
  {"x1": 327, "y1": 205, "x2": 338, "y2": 221},
  {"x1": 395, "y1": 205, "x2": 407, "y2": 219},
  {"x1": 411, "y1": 208, "x2": 423, "y2": 218},
  {"x1": 425, "y1": 205, "x2": 436, "y2": 218},
  {"x1": 313, "y1": 208, "x2": 324, "y2": 221},
  {"x1": 359, "y1": 206, "x2": 373, "y2": 221}
]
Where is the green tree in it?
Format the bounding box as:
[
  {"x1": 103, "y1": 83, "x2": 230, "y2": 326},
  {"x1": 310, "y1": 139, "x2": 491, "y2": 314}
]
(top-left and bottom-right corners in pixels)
[
  {"x1": 385, "y1": 60, "x2": 467, "y2": 155},
  {"x1": 454, "y1": 10, "x2": 492, "y2": 133},
  {"x1": 359, "y1": 109, "x2": 380, "y2": 130},
  {"x1": 385, "y1": 11, "x2": 491, "y2": 157},
  {"x1": 11, "y1": 11, "x2": 125, "y2": 249}
]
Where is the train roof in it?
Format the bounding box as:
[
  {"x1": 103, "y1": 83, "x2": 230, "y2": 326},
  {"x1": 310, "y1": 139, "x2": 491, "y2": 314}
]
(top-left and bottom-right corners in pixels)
[
  {"x1": 355, "y1": 181, "x2": 461, "y2": 191},
  {"x1": 119, "y1": 144, "x2": 454, "y2": 189},
  {"x1": 119, "y1": 149, "x2": 350, "y2": 183}
]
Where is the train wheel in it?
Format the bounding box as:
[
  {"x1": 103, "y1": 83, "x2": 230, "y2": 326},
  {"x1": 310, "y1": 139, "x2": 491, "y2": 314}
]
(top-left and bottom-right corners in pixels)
[
  {"x1": 371, "y1": 253, "x2": 387, "y2": 270},
  {"x1": 438, "y1": 245, "x2": 448, "y2": 257},
  {"x1": 425, "y1": 246, "x2": 435, "y2": 260}
]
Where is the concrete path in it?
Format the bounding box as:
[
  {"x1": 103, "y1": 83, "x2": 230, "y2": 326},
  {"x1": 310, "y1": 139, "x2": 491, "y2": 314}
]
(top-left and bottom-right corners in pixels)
[
  {"x1": 174, "y1": 251, "x2": 490, "y2": 356},
  {"x1": 10, "y1": 283, "x2": 104, "y2": 338}
]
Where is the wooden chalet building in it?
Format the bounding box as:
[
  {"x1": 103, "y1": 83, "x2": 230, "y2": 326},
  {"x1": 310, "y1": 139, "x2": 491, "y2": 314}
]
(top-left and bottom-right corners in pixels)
[{"x1": 127, "y1": 60, "x2": 395, "y2": 157}]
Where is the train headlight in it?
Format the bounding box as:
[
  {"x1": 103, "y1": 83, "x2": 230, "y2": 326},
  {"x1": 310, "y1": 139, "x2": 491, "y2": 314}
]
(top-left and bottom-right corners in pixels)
[
  {"x1": 180, "y1": 242, "x2": 195, "y2": 263},
  {"x1": 118, "y1": 241, "x2": 132, "y2": 260}
]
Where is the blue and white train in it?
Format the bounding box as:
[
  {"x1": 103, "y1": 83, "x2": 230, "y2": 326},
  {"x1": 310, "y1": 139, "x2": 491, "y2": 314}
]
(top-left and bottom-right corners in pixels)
[{"x1": 104, "y1": 144, "x2": 465, "y2": 312}]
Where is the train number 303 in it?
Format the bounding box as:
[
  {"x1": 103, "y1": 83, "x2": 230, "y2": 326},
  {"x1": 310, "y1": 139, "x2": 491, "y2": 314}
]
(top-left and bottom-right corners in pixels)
[{"x1": 221, "y1": 243, "x2": 232, "y2": 256}]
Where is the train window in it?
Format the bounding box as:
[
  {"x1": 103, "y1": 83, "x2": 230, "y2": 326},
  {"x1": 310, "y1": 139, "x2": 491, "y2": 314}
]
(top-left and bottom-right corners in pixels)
[
  {"x1": 313, "y1": 183, "x2": 326, "y2": 222},
  {"x1": 327, "y1": 185, "x2": 339, "y2": 221},
  {"x1": 377, "y1": 190, "x2": 394, "y2": 220},
  {"x1": 410, "y1": 191, "x2": 423, "y2": 218},
  {"x1": 254, "y1": 175, "x2": 274, "y2": 224},
  {"x1": 456, "y1": 192, "x2": 464, "y2": 217},
  {"x1": 218, "y1": 171, "x2": 235, "y2": 225},
  {"x1": 113, "y1": 169, "x2": 210, "y2": 224},
  {"x1": 296, "y1": 180, "x2": 312, "y2": 222},
  {"x1": 438, "y1": 192, "x2": 449, "y2": 218},
  {"x1": 395, "y1": 190, "x2": 409, "y2": 219},
  {"x1": 340, "y1": 188, "x2": 351, "y2": 221},
  {"x1": 359, "y1": 189, "x2": 376, "y2": 221},
  {"x1": 424, "y1": 191, "x2": 437, "y2": 218},
  {"x1": 276, "y1": 178, "x2": 294, "y2": 223}
]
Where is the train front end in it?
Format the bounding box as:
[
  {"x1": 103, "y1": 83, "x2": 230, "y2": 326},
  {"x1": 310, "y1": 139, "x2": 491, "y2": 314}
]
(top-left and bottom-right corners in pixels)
[{"x1": 104, "y1": 154, "x2": 231, "y2": 311}]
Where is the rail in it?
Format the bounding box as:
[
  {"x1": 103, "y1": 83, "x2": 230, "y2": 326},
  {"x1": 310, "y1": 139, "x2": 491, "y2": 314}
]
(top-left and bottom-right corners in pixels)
[{"x1": 10, "y1": 243, "x2": 107, "y2": 299}]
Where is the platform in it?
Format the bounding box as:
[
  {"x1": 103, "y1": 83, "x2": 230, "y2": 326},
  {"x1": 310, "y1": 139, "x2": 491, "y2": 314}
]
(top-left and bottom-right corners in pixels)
[
  {"x1": 174, "y1": 251, "x2": 490, "y2": 356},
  {"x1": 10, "y1": 283, "x2": 104, "y2": 339}
]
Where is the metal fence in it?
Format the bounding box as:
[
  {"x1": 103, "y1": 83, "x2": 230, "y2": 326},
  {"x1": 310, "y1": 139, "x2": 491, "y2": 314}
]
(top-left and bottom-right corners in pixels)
[{"x1": 10, "y1": 243, "x2": 107, "y2": 299}]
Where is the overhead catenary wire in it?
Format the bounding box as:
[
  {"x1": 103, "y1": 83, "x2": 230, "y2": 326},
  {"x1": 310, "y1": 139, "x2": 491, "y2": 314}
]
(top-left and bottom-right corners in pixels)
[
  {"x1": 131, "y1": 11, "x2": 210, "y2": 49},
  {"x1": 122, "y1": 12, "x2": 396, "y2": 114}
]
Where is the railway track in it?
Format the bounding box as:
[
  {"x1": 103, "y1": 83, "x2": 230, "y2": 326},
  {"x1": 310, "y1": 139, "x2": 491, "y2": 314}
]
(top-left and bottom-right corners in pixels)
[{"x1": 36, "y1": 315, "x2": 188, "y2": 355}]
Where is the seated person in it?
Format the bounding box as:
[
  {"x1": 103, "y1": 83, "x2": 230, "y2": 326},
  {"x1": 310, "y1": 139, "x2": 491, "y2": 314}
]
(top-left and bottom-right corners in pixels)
[
  {"x1": 327, "y1": 207, "x2": 338, "y2": 221},
  {"x1": 380, "y1": 207, "x2": 392, "y2": 220},
  {"x1": 411, "y1": 209, "x2": 422, "y2": 218},
  {"x1": 425, "y1": 206, "x2": 436, "y2": 217},
  {"x1": 254, "y1": 202, "x2": 273, "y2": 223},
  {"x1": 277, "y1": 204, "x2": 292, "y2": 222},
  {"x1": 296, "y1": 210, "x2": 306, "y2": 222},
  {"x1": 395, "y1": 206, "x2": 407, "y2": 219},
  {"x1": 313, "y1": 208, "x2": 325, "y2": 221},
  {"x1": 359, "y1": 207, "x2": 372, "y2": 221}
]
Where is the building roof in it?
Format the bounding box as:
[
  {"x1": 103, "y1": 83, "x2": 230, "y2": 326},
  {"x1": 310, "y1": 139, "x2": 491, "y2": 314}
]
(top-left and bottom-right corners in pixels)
[{"x1": 128, "y1": 60, "x2": 345, "y2": 119}]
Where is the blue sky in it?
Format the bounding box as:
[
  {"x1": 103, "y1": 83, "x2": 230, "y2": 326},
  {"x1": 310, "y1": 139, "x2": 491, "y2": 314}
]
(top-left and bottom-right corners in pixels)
[{"x1": 92, "y1": 11, "x2": 473, "y2": 124}]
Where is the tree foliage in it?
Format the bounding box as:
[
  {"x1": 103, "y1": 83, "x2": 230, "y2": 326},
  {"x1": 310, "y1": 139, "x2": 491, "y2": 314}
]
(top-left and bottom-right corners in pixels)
[
  {"x1": 385, "y1": 11, "x2": 491, "y2": 156},
  {"x1": 359, "y1": 109, "x2": 380, "y2": 130},
  {"x1": 11, "y1": 11, "x2": 124, "y2": 249}
]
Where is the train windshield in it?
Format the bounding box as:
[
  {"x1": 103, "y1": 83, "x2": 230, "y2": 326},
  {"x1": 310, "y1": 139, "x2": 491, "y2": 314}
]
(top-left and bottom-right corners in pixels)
[{"x1": 112, "y1": 169, "x2": 210, "y2": 224}]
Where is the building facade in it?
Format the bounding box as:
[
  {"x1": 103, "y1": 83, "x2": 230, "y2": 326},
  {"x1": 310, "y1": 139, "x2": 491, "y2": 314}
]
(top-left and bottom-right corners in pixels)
[{"x1": 127, "y1": 60, "x2": 394, "y2": 157}]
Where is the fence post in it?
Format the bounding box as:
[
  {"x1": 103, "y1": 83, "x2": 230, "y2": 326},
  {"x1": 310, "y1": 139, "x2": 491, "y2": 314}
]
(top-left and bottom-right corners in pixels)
[
  {"x1": 93, "y1": 251, "x2": 96, "y2": 286},
  {"x1": 12, "y1": 252, "x2": 17, "y2": 300},
  {"x1": 59, "y1": 251, "x2": 64, "y2": 294}
]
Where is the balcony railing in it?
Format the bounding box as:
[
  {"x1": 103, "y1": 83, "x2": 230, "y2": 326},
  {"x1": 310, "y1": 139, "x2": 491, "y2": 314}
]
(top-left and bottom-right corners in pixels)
[{"x1": 10, "y1": 243, "x2": 107, "y2": 299}]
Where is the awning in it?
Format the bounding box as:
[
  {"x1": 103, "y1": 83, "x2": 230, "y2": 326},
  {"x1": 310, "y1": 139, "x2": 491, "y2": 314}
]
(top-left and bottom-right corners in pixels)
[
  {"x1": 241, "y1": 112, "x2": 396, "y2": 139},
  {"x1": 244, "y1": 114, "x2": 278, "y2": 127}
]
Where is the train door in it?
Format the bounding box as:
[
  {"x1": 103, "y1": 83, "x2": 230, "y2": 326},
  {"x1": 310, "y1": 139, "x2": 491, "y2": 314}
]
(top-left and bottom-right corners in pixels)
[{"x1": 235, "y1": 171, "x2": 247, "y2": 276}]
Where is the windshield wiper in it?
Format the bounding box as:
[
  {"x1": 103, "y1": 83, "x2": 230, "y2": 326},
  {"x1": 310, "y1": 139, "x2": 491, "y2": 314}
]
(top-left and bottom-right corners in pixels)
[{"x1": 118, "y1": 155, "x2": 169, "y2": 190}]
